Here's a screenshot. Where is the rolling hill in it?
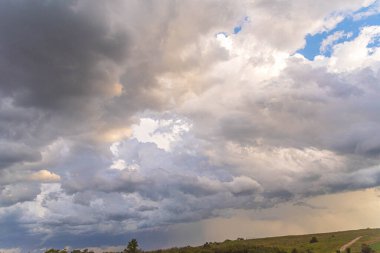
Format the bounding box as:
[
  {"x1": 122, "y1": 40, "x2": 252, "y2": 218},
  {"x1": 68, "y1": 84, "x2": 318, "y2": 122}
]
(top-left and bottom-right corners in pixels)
[{"x1": 148, "y1": 228, "x2": 380, "y2": 253}]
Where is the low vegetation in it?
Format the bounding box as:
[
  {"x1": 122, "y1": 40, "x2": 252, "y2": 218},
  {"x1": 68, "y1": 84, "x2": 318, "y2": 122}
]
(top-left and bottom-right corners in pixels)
[
  {"x1": 44, "y1": 228, "x2": 380, "y2": 253},
  {"x1": 370, "y1": 242, "x2": 380, "y2": 251}
]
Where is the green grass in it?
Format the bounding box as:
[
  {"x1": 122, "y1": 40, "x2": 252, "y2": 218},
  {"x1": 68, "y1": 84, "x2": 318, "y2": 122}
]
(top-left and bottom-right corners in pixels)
[
  {"x1": 370, "y1": 241, "x2": 380, "y2": 251},
  {"x1": 240, "y1": 228, "x2": 380, "y2": 253},
  {"x1": 148, "y1": 228, "x2": 380, "y2": 253}
]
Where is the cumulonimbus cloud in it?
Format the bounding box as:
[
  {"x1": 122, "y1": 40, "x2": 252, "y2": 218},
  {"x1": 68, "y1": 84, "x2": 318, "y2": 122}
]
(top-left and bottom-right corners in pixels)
[{"x1": 0, "y1": 0, "x2": 380, "y2": 251}]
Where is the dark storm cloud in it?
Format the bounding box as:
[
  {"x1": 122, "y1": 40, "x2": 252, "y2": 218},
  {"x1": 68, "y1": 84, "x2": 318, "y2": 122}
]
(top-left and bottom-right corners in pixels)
[
  {"x1": 0, "y1": 210, "x2": 40, "y2": 249},
  {"x1": 0, "y1": 0, "x2": 129, "y2": 110},
  {"x1": 0, "y1": 0, "x2": 135, "y2": 233},
  {"x1": 0, "y1": 0, "x2": 380, "y2": 251},
  {"x1": 0, "y1": 142, "x2": 41, "y2": 169},
  {"x1": 0, "y1": 0, "x2": 135, "y2": 159}
]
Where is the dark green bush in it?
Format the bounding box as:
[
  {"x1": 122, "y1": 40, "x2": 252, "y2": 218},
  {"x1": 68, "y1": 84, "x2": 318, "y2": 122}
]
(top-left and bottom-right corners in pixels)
[{"x1": 309, "y1": 237, "x2": 318, "y2": 244}]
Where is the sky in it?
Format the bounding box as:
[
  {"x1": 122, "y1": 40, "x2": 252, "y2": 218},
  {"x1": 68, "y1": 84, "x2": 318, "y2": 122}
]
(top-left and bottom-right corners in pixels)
[{"x1": 1, "y1": 0, "x2": 380, "y2": 252}]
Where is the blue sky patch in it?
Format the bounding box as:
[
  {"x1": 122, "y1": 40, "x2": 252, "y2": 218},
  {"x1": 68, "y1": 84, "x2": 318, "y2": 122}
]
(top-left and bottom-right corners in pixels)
[
  {"x1": 233, "y1": 16, "x2": 250, "y2": 34},
  {"x1": 218, "y1": 16, "x2": 250, "y2": 37},
  {"x1": 297, "y1": 2, "x2": 380, "y2": 60},
  {"x1": 367, "y1": 34, "x2": 380, "y2": 48},
  {"x1": 233, "y1": 25, "x2": 242, "y2": 34}
]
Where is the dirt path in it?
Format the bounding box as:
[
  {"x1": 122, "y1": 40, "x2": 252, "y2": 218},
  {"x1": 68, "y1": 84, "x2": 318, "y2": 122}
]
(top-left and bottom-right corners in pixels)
[{"x1": 340, "y1": 236, "x2": 362, "y2": 252}]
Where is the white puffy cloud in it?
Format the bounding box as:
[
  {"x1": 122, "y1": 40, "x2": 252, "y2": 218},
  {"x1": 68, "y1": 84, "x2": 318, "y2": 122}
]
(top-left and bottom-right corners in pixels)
[
  {"x1": 320, "y1": 25, "x2": 380, "y2": 71},
  {"x1": 320, "y1": 31, "x2": 353, "y2": 53}
]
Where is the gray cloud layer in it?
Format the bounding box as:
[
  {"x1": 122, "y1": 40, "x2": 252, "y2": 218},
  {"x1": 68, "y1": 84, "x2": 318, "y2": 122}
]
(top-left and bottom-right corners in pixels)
[{"x1": 0, "y1": 0, "x2": 380, "y2": 251}]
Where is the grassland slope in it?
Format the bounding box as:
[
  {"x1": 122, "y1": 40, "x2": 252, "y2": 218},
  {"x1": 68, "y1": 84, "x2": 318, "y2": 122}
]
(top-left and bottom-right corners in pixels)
[{"x1": 148, "y1": 228, "x2": 380, "y2": 253}]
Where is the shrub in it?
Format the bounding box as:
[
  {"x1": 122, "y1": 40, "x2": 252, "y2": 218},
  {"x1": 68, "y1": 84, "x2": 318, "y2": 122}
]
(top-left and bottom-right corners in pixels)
[
  {"x1": 361, "y1": 244, "x2": 374, "y2": 253},
  {"x1": 203, "y1": 243, "x2": 211, "y2": 248},
  {"x1": 309, "y1": 237, "x2": 318, "y2": 243}
]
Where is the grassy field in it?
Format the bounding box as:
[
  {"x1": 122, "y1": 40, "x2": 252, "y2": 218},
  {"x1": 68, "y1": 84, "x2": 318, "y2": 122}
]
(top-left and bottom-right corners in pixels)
[
  {"x1": 239, "y1": 228, "x2": 380, "y2": 253},
  {"x1": 371, "y1": 241, "x2": 380, "y2": 251},
  {"x1": 149, "y1": 228, "x2": 380, "y2": 253}
]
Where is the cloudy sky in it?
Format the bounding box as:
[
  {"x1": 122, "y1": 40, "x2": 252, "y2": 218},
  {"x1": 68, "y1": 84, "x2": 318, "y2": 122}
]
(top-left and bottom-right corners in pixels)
[{"x1": 1, "y1": 0, "x2": 380, "y2": 252}]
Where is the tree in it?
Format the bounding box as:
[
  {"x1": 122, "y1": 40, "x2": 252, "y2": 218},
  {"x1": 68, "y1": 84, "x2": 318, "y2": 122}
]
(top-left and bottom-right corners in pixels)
[
  {"x1": 45, "y1": 249, "x2": 60, "y2": 253},
  {"x1": 203, "y1": 242, "x2": 211, "y2": 248},
  {"x1": 126, "y1": 239, "x2": 139, "y2": 253},
  {"x1": 309, "y1": 237, "x2": 318, "y2": 243}
]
